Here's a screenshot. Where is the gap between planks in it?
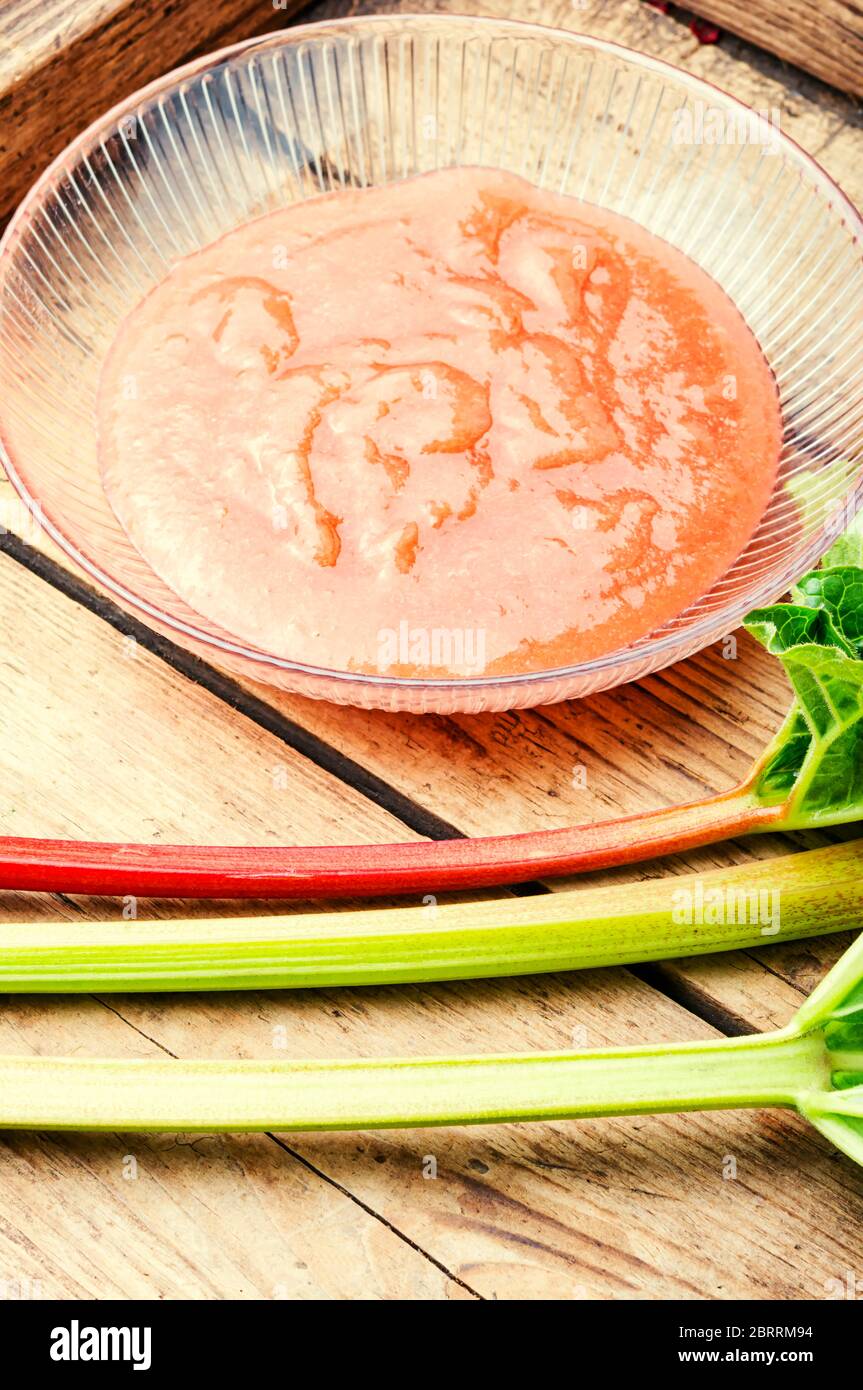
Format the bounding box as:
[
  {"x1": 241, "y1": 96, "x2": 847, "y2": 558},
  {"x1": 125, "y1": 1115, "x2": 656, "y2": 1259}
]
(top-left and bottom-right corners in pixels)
[
  {"x1": 5, "y1": 517, "x2": 850, "y2": 1295},
  {"x1": 0, "y1": 525, "x2": 817, "y2": 1035},
  {"x1": 0, "y1": 0, "x2": 859, "y2": 1302},
  {"x1": 91, "y1": 991, "x2": 484, "y2": 1299}
]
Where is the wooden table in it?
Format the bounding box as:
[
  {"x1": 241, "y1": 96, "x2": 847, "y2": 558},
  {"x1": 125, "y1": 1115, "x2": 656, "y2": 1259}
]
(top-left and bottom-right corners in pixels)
[{"x1": 1, "y1": 0, "x2": 861, "y2": 1301}]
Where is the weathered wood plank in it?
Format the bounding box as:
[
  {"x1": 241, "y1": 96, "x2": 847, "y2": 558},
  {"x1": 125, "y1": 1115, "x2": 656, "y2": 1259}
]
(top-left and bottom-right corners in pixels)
[
  {"x1": 0, "y1": 0, "x2": 309, "y2": 227},
  {"x1": 95, "y1": 969, "x2": 863, "y2": 1300},
  {"x1": 0, "y1": 549, "x2": 860, "y2": 1300},
  {"x1": 0, "y1": 995, "x2": 465, "y2": 1300},
  {"x1": 0, "y1": 554, "x2": 420, "y2": 856},
  {"x1": 0, "y1": 553, "x2": 481, "y2": 1298},
  {"x1": 691, "y1": 0, "x2": 863, "y2": 99},
  {"x1": 1, "y1": 0, "x2": 862, "y2": 1302},
  {"x1": 0, "y1": 0, "x2": 856, "y2": 1036}
]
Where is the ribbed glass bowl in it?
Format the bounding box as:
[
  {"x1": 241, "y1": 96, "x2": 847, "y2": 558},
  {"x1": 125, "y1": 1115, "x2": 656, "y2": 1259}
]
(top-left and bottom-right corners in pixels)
[{"x1": 2, "y1": 15, "x2": 862, "y2": 713}]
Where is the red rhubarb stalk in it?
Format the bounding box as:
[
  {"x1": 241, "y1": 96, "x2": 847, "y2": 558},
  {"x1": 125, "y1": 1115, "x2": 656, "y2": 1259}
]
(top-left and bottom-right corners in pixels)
[
  {"x1": 0, "y1": 782, "x2": 780, "y2": 898},
  {"x1": 2, "y1": 548, "x2": 862, "y2": 899}
]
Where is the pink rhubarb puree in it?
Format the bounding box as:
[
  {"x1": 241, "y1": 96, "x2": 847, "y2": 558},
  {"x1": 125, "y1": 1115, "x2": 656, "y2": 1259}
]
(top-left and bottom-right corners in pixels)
[{"x1": 97, "y1": 167, "x2": 781, "y2": 678}]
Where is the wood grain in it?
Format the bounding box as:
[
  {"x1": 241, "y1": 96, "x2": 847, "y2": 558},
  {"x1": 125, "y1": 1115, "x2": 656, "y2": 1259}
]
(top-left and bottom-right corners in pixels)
[
  {"x1": 2, "y1": 548, "x2": 861, "y2": 1299},
  {"x1": 201, "y1": 0, "x2": 863, "y2": 1004},
  {"x1": 0, "y1": 0, "x2": 309, "y2": 228},
  {"x1": 1, "y1": 547, "x2": 861, "y2": 1299},
  {"x1": 0, "y1": 996, "x2": 464, "y2": 1300},
  {"x1": 0, "y1": 551, "x2": 473, "y2": 1299},
  {"x1": 0, "y1": 557, "x2": 419, "y2": 856},
  {"x1": 103, "y1": 969, "x2": 863, "y2": 1300},
  {"x1": 1, "y1": 0, "x2": 862, "y2": 1300},
  {"x1": 691, "y1": 0, "x2": 863, "y2": 99}
]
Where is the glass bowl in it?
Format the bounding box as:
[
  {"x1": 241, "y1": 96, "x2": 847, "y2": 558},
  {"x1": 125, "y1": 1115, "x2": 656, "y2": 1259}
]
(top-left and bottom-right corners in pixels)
[{"x1": 2, "y1": 14, "x2": 862, "y2": 714}]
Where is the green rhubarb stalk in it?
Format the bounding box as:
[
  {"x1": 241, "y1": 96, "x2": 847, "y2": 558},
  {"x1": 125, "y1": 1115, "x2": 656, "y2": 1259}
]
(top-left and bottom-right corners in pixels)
[
  {"x1": 2, "y1": 839, "x2": 860, "y2": 992},
  {"x1": 2, "y1": 932, "x2": 862, "y2": 1170}
]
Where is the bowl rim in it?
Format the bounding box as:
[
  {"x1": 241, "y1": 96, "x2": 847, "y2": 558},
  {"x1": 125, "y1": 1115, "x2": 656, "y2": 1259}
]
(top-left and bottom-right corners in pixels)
[{"x1": 2, "y1": 11, "x2": 863, "y2": 692}]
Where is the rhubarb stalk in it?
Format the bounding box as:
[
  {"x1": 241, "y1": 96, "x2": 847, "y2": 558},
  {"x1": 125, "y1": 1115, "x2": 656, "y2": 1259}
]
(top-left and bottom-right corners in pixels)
[
  {"x1": 2, "y1": 548, "x2": 862, "y2": 899},
  {"x1": 1, "y1": 839, "x2": 858, "y2": 992},
  {"x1": 0, "y1": 781, "x2": 778, "y2": 897},
  {"x1": 2, "y1": 932, "x2": 861, "y2": 1172}
]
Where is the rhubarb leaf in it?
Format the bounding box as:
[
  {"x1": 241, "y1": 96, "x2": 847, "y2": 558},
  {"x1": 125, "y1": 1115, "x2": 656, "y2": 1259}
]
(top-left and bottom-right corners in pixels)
[
  {"x1": 745, "y1": 598, "x2": 856, "y2": 659},
  {"x1": 821, "y1": 510, "x2": 863, "y2": 570},
  {"x1": 751, "y1": 708, "x2": 812, "y2": 801},
  {"x1": 744, "y1": 562, "x2": 863, "y2": 826},
  {"x1": 794, "y1": 567, "x2": 863, "y2": 652}
]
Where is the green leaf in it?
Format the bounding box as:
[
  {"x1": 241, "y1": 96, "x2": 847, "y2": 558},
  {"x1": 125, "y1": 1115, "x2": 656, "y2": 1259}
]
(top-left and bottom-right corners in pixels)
[
  {"x1": 761, "y1": 643, "x2": 863, "y2": 823},
  {"x1": 784, "y1": 460, "x2": 860, "y2": 576},
  {"x1": 793, "y1": 929, "x2": 863, "y2": 1045},
  {"x1": 744, "y1": 558, "x2": 863, "y2": 826},
  {"x1": 821, "y1": 510, "x2": 863, "y2": 570},
  {"x1": 745, "y1": 600, "x2": 856, "y2": 659},
  {"x1": 751, "y1": 708, "x2": 813, "y2": 801},
  {"x1": 794, "y1": 567, "x2": 863, "y2": 653}
]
